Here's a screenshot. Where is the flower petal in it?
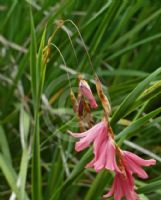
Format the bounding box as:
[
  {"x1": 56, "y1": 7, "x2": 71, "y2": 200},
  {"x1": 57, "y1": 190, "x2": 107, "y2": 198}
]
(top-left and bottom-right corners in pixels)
[
  {"x1": 124, "y1": 155, "x2": 148, "y2": 179},
  {"x1": 68, "y1": 121, "x2": 104, "y2": 138},
  {"x1": 85, "y1": 158, "x2": 96, "y2": 168},
  {"x1": 105, "y1": 138, "x2": 120, "y2": 172},
  {"x1": 103, "y1": 178, "x2": 115, "y2": 198},
  {"x1": 93, "y1": 140, "x2": 107, "y2": 171},
  {"x1": 104, "y1": 171, "x2": 136, "y2": 200},
  {"x1": 124, "y1": 151, "x2": 156, "y2": 167},
  {"x1": 70, "y1": 121, "x2": 106, "y2": 152},
  {"x1": 123, "y1": 151, "x2": 156, "y2": 179},
  {"x1": 119, "y1": 171, "x2": 137, "y2": 200}
]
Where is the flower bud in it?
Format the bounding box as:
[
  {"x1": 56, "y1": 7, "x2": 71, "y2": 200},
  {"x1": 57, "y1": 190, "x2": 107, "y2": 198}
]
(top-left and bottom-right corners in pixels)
[{"x1": 79, "y1": 80, "x2": 98, "y2": 109}]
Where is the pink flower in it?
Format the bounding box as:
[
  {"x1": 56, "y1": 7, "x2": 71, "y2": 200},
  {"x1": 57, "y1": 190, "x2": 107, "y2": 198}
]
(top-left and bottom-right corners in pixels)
[
  {"x1": 103, "y1": 169, "x2": 138, "y2": 200},
  {"x1": 122, "y1": 151, "x2": 156, "y2": 179},
  {"x1": 68, "y1": 119, "x2": 119, "y2": 172},
  {"x1": 103, "y1": 150, "x2": 156, "y2": 200},
  {"x1": 79, "y1": 80, "x2": 98, "y2": 109}
]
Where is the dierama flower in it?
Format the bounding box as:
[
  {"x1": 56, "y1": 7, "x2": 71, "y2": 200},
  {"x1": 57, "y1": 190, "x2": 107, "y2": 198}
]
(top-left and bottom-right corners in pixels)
[
  {"x1": 68, "y1": 118, "x2": 119, "y2": 172},
  {"x1": 103, "y1": 169, "x2": 138, "y2": 200},
  {"x1": 104, "y1": 148, "x2": 156, "y2": 200},
  {"x1": 79, "y1": 79, "x2": 98, "y2": 109},
  {"x1": 69, "y1": 75, "x2": 156, "y2": 200},
  {"x1": 122, "y1": 150, "x2": 156, "y2": 179}
]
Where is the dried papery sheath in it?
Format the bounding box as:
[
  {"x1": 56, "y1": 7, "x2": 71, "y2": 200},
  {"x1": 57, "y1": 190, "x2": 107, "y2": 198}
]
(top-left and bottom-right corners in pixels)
[
  {"x1": 78, "y1": 117, "x2": 85, "y2": 132},
  {"x1": 79, "y1": 79, "x2": 98, "y2": 109},
  {"x1": 83, "y1": 100, "x2": 94, "y2": 128},
  {"x1": 78, "y1": 96, "x2": 84, "y2": 117},
  {"x1": 70, "y1": 89, "x2": 78, "y2": 113},
  {"x1": 95, "y1": 74, "x2": 111, "y2": 115},
  {"x1": 77, "y1": 96, "x2": 94, "y2": 129},
  {"x1": 55, "y1": 19, "x2": 64, "y2": 28},
  {"x1": 70, "y1": 89, "x2": 85, "y2": 132},
  {"x1": 43, "y1": 45, "x2": 51, "y2": 64}
]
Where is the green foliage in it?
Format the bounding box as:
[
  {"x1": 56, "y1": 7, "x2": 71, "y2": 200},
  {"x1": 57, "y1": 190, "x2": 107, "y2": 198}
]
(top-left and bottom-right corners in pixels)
[{"x1": 0, "y1": 0, "x2": 161, "y2": 200}]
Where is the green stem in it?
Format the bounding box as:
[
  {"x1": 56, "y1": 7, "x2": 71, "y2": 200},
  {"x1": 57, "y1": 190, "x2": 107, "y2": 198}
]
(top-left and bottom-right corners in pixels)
[{"x1": 32, "y1": 109, "x2": 42, "y2": 200}]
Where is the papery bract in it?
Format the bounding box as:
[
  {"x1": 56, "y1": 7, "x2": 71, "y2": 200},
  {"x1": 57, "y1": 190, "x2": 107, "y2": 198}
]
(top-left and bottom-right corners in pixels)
[{"x1": 95, "y1": 74, "x2": 111, "y2": 114}]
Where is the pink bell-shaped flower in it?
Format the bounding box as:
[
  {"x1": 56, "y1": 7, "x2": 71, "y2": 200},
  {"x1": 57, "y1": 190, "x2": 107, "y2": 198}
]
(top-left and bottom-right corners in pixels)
[
  {"x1": 68, "y1": 118, "x2": 119, "y2": 172},
  {"x1": 103, "y1": 169, "x2": 138, "y2": 200},
  {"x1": 122, "y1": 151, "x2": 156, "y2": 179},
  {"x1": 104, "y1": 149, "x2": 156, "y2": 200}
]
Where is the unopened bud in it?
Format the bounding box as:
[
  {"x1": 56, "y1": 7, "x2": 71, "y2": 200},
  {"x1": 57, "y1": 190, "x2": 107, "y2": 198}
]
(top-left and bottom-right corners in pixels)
[{"x1": 79, "y1": 79, "x2": 98, "y2": 109}]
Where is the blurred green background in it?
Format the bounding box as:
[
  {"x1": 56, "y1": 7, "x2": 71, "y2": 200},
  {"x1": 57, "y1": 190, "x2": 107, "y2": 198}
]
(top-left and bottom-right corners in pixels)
[{"x1": 0, "y1": 0, "x2": 161, "y2": 199}]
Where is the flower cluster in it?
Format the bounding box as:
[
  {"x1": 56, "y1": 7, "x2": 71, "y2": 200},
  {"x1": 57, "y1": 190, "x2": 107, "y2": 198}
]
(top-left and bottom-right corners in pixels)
[{"x1": 69, "y1": 75, "x2": 156, "y2": 200}]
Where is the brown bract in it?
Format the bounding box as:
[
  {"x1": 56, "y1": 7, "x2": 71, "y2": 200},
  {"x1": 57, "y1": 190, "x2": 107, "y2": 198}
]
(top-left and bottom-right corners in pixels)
[{"x1": 95, "y1": 74, "x2": 111, "y2": 116}]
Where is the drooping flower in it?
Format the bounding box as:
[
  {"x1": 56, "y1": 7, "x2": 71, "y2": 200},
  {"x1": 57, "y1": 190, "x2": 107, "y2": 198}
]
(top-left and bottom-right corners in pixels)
[
  {"x1": 79, "y1": 79, "x2": 98, "y2": 109},
  {"x1": 122, "y1": 150, "x2": 156, "y2": 179},
  {"x1": 69, "y1": 74, "x2": 157, "y2": 200},
  {"x1": 103, "y1": 148, "x2": 156, "y2": 200},
  {"x1": 103, "y1": 169, "x2": 138, "y2": 200},
  {"x1": 68, "y1": 118, "x2": 119, "y2": 172}
]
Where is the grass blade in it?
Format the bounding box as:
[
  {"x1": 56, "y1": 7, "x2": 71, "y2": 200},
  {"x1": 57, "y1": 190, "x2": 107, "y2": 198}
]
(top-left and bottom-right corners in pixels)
[
  {"x1": 30, "y1": 10, "x2": 47, "y2": 200},
  {"x1": 0, "y1": 154, "x2": 21, "y2": 200},
  {"x1": 111, "y1": 67, "x2": 161, "y2": 126},
  {"x1": 138, "y1": 179, "x2": 161, "y2": 194}
]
